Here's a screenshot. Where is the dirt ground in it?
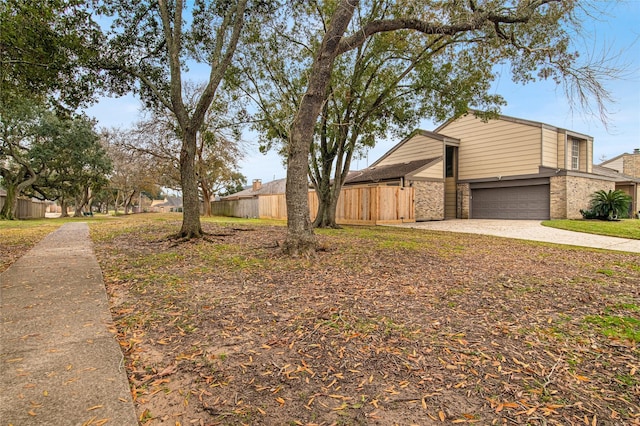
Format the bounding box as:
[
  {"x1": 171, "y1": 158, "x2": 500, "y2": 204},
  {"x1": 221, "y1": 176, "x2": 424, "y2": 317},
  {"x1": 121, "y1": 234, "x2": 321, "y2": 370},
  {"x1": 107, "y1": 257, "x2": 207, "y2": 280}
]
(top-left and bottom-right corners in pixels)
[{"x1": 86, "y1": 217, "x2": 639, "y2": 426}]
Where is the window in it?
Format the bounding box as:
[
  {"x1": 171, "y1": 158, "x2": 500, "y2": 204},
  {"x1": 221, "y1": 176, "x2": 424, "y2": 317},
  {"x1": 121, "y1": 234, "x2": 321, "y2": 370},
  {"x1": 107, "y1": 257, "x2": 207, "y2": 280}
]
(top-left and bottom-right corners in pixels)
[
  {"x1": 571, "y1": 139, "x2": 580, "y2": 170},
  {"x1": 446, "y1": 146, "x2": 455, "y2": 177}
]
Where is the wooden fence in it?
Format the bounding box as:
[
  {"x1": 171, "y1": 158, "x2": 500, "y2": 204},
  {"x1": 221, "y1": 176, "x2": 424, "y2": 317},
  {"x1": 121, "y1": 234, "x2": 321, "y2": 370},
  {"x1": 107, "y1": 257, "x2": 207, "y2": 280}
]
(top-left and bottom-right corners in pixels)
[
  {"x1": 0, "y1": 196, "x2": 47, "y2": 219},
  {"x1": 215, "y1": 186, "x2": 414, "y2": 225},
  {"x1": 211, "y1": 198, "x2": 259, "y2": 218}
]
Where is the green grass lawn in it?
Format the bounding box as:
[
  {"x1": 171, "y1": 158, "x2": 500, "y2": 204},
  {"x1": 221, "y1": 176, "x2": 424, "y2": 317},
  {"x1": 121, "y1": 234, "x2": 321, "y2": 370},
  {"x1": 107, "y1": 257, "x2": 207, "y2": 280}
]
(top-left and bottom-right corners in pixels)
[{"x1": 542, "y1": 219, "x2": 640, "y2": 239}]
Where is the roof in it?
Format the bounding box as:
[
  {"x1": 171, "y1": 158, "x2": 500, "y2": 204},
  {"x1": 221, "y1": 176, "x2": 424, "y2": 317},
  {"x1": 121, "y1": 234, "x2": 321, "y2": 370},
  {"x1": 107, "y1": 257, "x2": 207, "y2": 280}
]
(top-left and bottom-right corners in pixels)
[
  {"x1": 345, "y1": 158, "x2": 438, "y2": 184},
  {"x1": 371, "y1": 129, "x2": 459, "y2": 167},
  {"x1": 222, "y1": 178, "x2": 287, "y2": 199},
  {"x1": 592, "y1": 165, "x2": 640, "y2": 183},
  {"x1": 600, "y1": 151, "x2": 639, "y2": 167},
  {"x1": 151, "y1": 196, "x2": 183, "y2": 208},
  {"x1": 435, "y1": 111, "x2": 593, "y2": 141}
]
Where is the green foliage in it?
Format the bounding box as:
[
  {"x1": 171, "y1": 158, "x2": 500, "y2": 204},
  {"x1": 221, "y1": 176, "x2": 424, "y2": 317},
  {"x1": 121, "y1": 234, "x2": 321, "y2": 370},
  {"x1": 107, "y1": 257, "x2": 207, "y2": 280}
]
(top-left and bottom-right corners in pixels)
[
  {"x1": 589, "y1": 190, "x2": 633, "y2": 220},
  {"x1": 0, "y1": 0, "x2": 103, "y2": 110},
  {"x1": 0, "y1": 99, "x2": 111, "y2": 219},
  {"x1": 30, "y1": 116, "x2": 112, "y2": 205},
  {"x1": 242, "y1": 1, "x2": 616, "y2": 230}
]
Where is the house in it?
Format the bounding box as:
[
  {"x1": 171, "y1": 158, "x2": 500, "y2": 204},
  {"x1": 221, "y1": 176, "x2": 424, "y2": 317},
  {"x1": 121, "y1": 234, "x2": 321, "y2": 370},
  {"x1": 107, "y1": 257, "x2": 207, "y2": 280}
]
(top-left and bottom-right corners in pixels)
[
  {"x1": 345, "y1": 112, "x2": 626, "y2": 220},
  {"x1": 221, "y1": 178, "x2": 287, "y2": 200},
  {"x1": 150, "y1": 195, "x2": 183, "y2": 213},
  {"x1": 212, "y1": 179, "x2": 288, "y2": 218},
  {"x1": 598, "y1": 149, "x2": 640, "y2": 217}
]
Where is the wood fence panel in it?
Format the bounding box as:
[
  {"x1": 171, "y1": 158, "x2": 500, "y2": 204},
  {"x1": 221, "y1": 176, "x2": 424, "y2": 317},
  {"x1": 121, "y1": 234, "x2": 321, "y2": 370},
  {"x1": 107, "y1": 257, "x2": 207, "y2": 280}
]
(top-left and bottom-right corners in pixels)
[
  {"x1": 210, "y1": 199, "x2": 259, "y2": 218},
  {"x1": 0, "y1": 196, "x2": 47, "y2": 219},
  {"x1": 374, "y1": 186, "x2": 414, "y2": 223},
  {"x1": 258, "y1": 194, "x2": 287, "y2": 219},
  {"x1": 210, "y1": 186, "x2": 414, "y2": 225}
]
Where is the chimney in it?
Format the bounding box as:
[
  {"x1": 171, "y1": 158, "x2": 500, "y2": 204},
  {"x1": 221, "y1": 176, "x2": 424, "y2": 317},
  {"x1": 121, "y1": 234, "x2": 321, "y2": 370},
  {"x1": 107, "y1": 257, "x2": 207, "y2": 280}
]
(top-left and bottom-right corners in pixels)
[{"x1": 252, "y1": 179, "x2": 262, "y2": 191}]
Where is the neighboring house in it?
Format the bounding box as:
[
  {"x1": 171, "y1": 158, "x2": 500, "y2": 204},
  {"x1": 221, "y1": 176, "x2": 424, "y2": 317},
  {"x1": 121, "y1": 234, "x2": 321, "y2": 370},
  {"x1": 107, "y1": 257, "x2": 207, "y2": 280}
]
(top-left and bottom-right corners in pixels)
[
  {"x1": 345, "y1": 112, "x2": 623, "y2": 220},
  {"x1": 212, "y1": 179, "x2": 287, "y2": 218},
  {"x1": 150, "y1": 195, "x2": 183, "y2": 213},
  {"x1": 221, "y1": 179, "x2": 287, "y2": 200},
  {"x1": 598, "y1": 150, "x2": 640, "y2": 217}
]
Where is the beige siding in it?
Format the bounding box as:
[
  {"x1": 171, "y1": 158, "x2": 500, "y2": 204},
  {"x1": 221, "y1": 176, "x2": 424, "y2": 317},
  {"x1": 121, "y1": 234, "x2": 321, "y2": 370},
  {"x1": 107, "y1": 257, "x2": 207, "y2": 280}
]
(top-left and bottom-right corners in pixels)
[
  {"x1": 440, "y1": 115, "x2": 542, "y2": 180},
  {"x1": 445, "y1": 177, "x2": 456, "y2": 218},
  {"x1": 602, "y1": 156, "x2": 624, "y2": 173},
  {"x1": 585, "y1": 139, "x2": 593, "y2": 173},
  {"x1": 412, "y1": 159, "x2": 444, "y2": 179},
  {"x1": 557, "y1": 132, "x2": 567, "y2": 169},
  {"x1": 542, "y1": 127, "x2": 558, "y2": 168},
  {"x1": 377, "y1": 134, "x2": 443, "y2": 166}
]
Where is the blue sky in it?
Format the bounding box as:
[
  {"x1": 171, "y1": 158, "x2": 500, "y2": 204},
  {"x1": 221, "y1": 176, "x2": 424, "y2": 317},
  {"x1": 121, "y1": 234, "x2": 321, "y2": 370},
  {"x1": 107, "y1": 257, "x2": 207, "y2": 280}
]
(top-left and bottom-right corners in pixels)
[{"x1": 87, "y1": 1, "x2": 640, "y2": 184}]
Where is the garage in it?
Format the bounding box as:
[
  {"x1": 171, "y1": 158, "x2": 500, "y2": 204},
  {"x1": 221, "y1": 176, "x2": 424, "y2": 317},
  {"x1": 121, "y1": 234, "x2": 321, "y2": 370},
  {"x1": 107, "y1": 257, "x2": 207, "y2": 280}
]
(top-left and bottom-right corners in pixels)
[{"x1": 471, "y1": 184, "x2": 550, "y2": 219}]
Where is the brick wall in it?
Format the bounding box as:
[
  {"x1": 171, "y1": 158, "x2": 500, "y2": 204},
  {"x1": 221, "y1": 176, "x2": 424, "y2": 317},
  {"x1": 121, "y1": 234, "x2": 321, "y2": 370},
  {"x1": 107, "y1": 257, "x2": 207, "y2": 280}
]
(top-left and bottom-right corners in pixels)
[
  {"x1": 457, "y1": 183, "x2": 470, "y2": 219},
  {"x1": 623, "y1": 153, "x2": 640, "y2": 178},
  {"x1": 550, "y1": 175, "x2": 615, "y2": 219},
  {"x1": 412, "y1": 180, "x2": 444, "y2": 220}
]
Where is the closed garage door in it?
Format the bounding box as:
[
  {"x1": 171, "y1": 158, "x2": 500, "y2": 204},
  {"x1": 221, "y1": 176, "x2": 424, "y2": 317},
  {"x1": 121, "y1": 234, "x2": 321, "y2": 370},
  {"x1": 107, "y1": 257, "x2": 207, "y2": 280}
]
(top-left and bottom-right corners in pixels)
[{"x1": 471, "y1": 185, "x2": 550, "y2": 219}]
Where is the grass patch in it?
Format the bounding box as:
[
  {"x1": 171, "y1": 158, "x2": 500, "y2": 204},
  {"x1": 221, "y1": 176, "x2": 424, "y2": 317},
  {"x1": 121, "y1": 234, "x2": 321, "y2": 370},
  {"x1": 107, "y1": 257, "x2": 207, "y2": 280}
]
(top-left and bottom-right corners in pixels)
[
  {"x1": 542, "y1": 219, "x2": 640, "y2": 239},
  {"x1": 584, "y1": 315, "x2": 640, "y2": 342}
]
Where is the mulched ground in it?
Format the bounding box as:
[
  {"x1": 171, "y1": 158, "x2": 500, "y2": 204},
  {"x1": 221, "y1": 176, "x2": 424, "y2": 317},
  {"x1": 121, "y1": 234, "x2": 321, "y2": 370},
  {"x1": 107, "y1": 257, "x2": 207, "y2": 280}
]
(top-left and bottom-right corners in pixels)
[{"x1": 88, "y1": 216, "x2": 639, "y2": 425}]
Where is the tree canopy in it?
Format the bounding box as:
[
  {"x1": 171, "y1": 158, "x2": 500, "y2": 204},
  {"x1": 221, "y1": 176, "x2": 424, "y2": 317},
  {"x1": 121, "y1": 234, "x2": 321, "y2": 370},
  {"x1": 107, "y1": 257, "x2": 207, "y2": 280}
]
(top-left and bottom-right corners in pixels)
[
  {"x1": 275, "y1": 0, "x2": 615, "y2": 255},
  {"x1": 0, "y1": 100, "x2": 110, "y2": 219},
  {"x1": 0, "y1": 0, "x2": 103, "y2": 111},
  {"x1": 97, "y1": 0, "x2": 267, "y2": 238}
]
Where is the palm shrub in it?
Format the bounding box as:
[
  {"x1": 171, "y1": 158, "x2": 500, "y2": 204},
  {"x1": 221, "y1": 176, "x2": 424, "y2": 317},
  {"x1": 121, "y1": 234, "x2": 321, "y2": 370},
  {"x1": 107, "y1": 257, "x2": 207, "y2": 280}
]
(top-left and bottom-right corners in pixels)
[{"x1": 589, "y1": 189, "x2": 632, "y2": 220}]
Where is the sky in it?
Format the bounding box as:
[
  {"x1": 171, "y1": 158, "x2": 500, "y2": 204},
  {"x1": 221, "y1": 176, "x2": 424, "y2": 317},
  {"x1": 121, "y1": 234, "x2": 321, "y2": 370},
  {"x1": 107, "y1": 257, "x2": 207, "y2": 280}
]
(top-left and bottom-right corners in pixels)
[{"x1": 86, "y1": 1, "x2": 640, "y2": 184}]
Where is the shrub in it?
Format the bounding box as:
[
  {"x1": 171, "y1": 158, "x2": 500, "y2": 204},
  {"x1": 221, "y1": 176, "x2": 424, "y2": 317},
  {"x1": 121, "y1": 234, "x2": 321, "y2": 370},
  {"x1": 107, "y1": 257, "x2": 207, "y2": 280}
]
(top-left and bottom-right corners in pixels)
[
  {"x1": 589, "y1": 189, "x2": 632, "y2": 220},
  {"x1": 579, "y1": 209, "x2": 598, "y2": 219}
]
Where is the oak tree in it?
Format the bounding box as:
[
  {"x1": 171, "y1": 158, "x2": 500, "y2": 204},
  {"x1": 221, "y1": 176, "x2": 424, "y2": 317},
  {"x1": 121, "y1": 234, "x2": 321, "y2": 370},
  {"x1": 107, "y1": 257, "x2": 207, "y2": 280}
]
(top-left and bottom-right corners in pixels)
[
  {"x1": 98, "y1": 0, "x2": 267, "y2": 238},
  {"x1": 281, "y1": 0, "x2": 614, "y2": 255}
]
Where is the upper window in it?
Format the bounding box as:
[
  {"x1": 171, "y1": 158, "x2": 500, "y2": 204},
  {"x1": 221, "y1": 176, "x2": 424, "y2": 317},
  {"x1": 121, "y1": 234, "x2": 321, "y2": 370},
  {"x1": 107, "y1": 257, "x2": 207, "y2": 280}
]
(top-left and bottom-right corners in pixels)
[
  {"x1": 571, "y1": 139, "x2": 580, "y2": 170},
  {"x1": 445, "y1": 146, "x2": 455, "y2": 177}
]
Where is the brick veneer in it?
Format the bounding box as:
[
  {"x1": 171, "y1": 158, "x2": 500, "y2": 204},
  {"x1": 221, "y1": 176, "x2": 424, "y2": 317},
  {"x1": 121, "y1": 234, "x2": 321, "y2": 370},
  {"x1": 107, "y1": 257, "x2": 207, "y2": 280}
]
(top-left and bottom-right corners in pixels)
[
  {"x1": 457, "y1": 183, "x2": 470, "y2": 219},
  {"x1": 550, "y1": 175, "x2": 615, "y2": 219},
  {"x1": 623, "y1": 153, "x2": 640, "y2": 178},
  {"x1": 412, "y1": 181, "x2": 445, "y2": 220}
]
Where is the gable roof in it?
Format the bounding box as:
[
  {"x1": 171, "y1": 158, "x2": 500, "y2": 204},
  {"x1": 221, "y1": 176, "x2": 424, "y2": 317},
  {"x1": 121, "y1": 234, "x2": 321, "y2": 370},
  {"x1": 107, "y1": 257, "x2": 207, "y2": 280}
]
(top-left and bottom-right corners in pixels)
[
  {"x1": 345, "y1": 158, "x2": 438, "y2": 184},
  {"x1": 599, "y1": 151, "x2": 639, "y2": 166},
  {"x1": 371, "y1": 129, "x2": 459, "y2": 167},
  {"x1": 222, "y1": 178, "x2": 287, "y2": 199},
  {"x1": 435, "y1": 111, "x2": 593, "y2": 141},
  {"x1": 151, "y1": 196, "x2": 183, "y2": 208},
  {"x1": 593, "y1": 165, "x2": 640, "y2": 183}
]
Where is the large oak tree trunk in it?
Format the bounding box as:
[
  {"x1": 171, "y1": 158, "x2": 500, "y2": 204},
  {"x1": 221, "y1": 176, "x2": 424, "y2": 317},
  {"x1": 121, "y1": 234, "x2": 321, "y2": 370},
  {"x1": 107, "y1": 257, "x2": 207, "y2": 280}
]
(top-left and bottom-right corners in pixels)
[
  {"x1": 0, "y1": 173, "x2": 37, "y2": 220},
  {"x1": 0, "y1": 184, "x2": 18, "y2": 220},
  {"x1": 283, "y1": 0, "x2": 356, "y2": 255},
  {"x1": 178, "y1": 129, "x2": 203, "y2": 238}
]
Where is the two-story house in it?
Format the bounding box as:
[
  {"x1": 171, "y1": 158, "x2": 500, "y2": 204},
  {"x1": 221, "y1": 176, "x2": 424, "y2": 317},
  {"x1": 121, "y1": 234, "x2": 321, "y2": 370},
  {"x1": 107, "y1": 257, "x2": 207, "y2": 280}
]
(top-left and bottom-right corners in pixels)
[{"x1": 345, "y1": 112, "x2": 622, "y2": 220}]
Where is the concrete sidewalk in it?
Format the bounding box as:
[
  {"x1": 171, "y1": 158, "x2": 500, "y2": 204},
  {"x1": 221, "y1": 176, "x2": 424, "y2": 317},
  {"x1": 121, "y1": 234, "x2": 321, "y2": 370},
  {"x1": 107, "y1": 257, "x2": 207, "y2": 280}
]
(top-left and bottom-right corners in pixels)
[
  {"x1": 1, "y1": 222, "x2": 137, "y2": 425},
  {"x1": 393, "y1": 219, "x2": 640, "y2": 253}
]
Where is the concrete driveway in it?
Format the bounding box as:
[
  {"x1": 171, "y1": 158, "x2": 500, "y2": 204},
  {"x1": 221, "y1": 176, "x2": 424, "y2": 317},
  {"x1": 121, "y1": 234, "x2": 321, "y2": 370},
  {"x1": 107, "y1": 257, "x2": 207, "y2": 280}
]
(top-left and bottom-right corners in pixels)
[{"x1": 392, "y1": 220, "x2": 640, "y2": 253}]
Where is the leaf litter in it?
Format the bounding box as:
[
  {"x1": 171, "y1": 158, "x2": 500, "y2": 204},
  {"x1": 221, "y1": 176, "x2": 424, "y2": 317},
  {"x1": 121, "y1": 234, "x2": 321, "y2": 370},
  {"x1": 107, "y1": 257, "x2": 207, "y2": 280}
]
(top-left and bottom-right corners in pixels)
[{"x1": 87, "y1": 216, "x2": 639, "y2": 425}]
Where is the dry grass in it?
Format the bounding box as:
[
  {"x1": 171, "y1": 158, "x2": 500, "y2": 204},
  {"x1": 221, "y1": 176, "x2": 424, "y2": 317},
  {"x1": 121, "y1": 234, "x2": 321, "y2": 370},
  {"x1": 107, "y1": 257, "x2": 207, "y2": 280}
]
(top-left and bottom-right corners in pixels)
[{"x1": 82, "y1": 214, "x2": 640, "y2": 426}]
